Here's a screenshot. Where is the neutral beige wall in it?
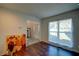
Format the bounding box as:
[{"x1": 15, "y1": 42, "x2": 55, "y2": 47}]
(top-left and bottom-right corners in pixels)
[
  {"x1": 41, "y1": 9, "x2": 79, "y2": 52},
  {"x1": 0, "y1": 8, "x2": 41, "y2": 55}
]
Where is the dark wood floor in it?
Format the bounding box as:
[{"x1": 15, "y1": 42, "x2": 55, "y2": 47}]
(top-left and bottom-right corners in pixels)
[{"x1": 3, "y1": 41, "x2": 79, "y2": 56}]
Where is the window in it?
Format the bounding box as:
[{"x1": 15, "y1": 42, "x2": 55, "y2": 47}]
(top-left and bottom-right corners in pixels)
[{"x1": 49, "y1": 19, "x2": 73, "y2": 47}]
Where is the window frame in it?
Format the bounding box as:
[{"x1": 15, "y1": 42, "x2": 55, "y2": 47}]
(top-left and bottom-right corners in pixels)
[{"x1": 48, "y1": 18, "x2": 73, "y2": 48}]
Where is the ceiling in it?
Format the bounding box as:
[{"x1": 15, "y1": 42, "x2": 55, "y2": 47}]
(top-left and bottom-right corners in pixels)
[{"x1": 0, "y1": 3, "x2": 79, "y2": 19}]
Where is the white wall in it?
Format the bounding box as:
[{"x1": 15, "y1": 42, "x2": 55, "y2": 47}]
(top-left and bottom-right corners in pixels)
[
  {"x1": 0, "y1": 8, "x2": 41, "y2": 55},
  {"x1": 41, "y1": 9, "x2": 79, "y2": 52}
]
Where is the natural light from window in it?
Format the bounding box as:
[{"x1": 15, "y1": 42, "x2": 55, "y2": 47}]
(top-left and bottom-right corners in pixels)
[{"x1": 49, "y1": 18, "x2": 73, "y2": 47}]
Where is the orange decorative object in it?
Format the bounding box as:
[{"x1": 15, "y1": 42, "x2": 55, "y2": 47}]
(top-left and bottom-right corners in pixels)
[{"x1": 6, "y1": 34, "x2": 26, "y2": 55}]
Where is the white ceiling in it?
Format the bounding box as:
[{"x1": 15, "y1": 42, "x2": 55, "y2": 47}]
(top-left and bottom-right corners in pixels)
[{"x1": 0, "y1": 3, "x2": 79, "y2": 19}]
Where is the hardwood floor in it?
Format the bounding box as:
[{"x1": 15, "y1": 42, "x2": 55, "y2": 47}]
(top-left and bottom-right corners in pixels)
[{"x1": 3, "y1": 41, "x2": 79, "y2": 56}]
